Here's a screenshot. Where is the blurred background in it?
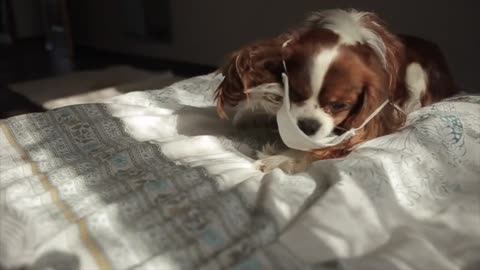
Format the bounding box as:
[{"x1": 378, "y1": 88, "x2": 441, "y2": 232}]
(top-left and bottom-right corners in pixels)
[{"x1": 1, "y1": 0, "x2": 479, "y2": 118}]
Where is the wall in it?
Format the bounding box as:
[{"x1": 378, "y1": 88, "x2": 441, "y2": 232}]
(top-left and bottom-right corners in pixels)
[
  {"x1": 11, "y1": 0, "x2": 43, "y2": 38},
  {"x1": 72, "y1": 0, "x2": 480, "y2": 91}
]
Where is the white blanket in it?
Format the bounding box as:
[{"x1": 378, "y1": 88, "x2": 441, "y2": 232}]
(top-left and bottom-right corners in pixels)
[{"x1": 1, "y1": 74, "x2": 480, "y2": 270}]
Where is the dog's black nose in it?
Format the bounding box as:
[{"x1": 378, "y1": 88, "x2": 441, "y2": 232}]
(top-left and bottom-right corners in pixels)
[{"x1": 297, "y1": 118, "x2": 321, "y2": 136}]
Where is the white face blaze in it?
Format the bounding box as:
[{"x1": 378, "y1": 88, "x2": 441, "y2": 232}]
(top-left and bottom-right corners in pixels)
[{"x1": 289, "y1": 47, "x2": 339, "y2": 142}]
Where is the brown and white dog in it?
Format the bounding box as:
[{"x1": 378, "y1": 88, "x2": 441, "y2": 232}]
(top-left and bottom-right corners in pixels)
[{"x1": 215, "y1": 9, "x2": 458, "y2": 173}]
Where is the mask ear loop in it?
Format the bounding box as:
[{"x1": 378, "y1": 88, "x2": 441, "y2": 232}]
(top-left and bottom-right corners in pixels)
[
  {"x1": 334, "y1": 126, "x2": 349, "y2": 133},
  {"x1": 348, "y1": 99, "x2": 391, "y2": 136},
  {"x1": 281, "y1": 39, "x2": 292, "y2": 74},
  {"x1": 341, "y1": 98, "x2": 407, "y2": 136},
  {"x1": 389, "y1": 102, "x2": 406, "y2": 117}
]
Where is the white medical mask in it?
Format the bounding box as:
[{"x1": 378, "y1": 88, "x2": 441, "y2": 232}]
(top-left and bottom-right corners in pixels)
[{"x1": 276, "y1": 73, "x2": 401, "y2": 151}]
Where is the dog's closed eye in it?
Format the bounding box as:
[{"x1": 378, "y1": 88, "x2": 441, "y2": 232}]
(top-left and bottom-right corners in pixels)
[{"x1": 328, "y1": 102, "x2": 349, "y2": 112}]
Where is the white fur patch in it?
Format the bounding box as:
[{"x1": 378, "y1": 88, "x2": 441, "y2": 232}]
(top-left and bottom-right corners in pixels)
[
  {"x1": 310, "y1": 47, "x2": 339, "y2": 96},
  {"x1": 255, "y1": 147, "x2": 308, "y2": 174},
  {"x1": 404, "y1": 63, "x2": 428, "y2": 114},
  {"x1": 308, "y1": 9, "x2": 388, "y2": 69}
]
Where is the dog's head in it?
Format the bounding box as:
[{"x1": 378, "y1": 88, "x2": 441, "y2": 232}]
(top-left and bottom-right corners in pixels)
[{"x1": 215, "y1": 9, "x2": 406, "y2": 147}]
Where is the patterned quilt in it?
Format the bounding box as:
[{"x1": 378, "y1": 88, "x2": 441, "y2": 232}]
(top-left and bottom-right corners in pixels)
[{"x1": 1, "y1": 74, "x2": 480, "y2": 270}]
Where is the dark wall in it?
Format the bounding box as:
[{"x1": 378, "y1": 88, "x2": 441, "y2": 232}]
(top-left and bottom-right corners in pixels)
[
  {"x1": 10, "y1": 0, "x2": 43, "y2": 38},
  {"x1": 72, "y1": 0, "x2": 480, "y2": 91}
]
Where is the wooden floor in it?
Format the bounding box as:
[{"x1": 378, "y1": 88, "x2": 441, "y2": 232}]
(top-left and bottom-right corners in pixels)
[{"x1": 0, "y1": 38, "x2": 216, "y2": 118}]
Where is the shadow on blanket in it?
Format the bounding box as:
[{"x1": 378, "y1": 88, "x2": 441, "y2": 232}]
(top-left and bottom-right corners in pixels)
[
  {"x1": 175, "y1": 106, "x2": 281, "y2": 159},
  {"x1": 1, "y1": 251, "x2": 79, "y2": 270}
]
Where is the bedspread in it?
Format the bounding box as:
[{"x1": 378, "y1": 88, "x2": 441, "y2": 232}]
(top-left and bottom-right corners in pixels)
[{"x1": 1, "y1": 74, "x2": 480, "y2": 270}]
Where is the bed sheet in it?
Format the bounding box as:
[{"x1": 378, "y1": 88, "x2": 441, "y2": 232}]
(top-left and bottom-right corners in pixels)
[{"x1": 1, "y1": 74, "x2": 480, "y2": 270}]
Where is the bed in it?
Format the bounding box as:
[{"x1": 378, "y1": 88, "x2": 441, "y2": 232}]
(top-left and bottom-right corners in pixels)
[{"x1": 1, "y1": 74, "x2": 480, "y2": 270}]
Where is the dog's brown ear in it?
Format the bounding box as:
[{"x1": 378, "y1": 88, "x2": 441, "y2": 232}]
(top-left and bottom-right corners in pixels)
[{"x1": 214, "y1": 34, "x2": 291, "y2": 119}]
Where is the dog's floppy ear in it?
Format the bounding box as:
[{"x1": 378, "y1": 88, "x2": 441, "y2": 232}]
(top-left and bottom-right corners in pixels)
[{"x1": 214, "y1": 34, "x2": 292, "y2": 119}]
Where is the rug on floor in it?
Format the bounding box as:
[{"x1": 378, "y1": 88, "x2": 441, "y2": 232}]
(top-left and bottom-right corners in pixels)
[{"x1": 9, "y1": 65, "x2": 184, "y2": 110}]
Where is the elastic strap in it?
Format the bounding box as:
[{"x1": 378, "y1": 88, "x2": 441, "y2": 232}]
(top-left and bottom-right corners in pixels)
[
  {"x1": 349, "y1": 99, "x2": 389, "y2": 135},
  {"x1": 281, "y1": 39, "x2": 292, "y2": 73}
]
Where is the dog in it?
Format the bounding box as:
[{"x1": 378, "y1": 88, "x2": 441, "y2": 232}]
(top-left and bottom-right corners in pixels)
[{"x1": 215, "y1": 9, "x2": 458, "y2": 174}]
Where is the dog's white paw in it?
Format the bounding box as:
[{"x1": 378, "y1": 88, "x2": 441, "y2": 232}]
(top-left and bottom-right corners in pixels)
[
  {"x1": 257, "y1": 142, "x2": 280, "y2": 159},
  {"x1": 255, "y1": 152, "x2": 308, "y2": 174}
]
